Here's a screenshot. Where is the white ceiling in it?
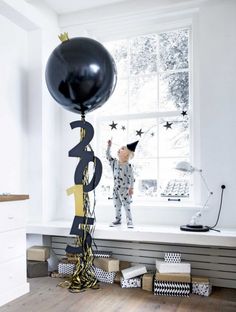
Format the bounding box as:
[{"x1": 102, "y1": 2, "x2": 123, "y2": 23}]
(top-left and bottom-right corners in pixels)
[
  {"x1": 29, "y1": 0, "x2": 203, "y2": 15},
  {"x1": 38, "y1": 0, "x2": 129, "y2": 14}
]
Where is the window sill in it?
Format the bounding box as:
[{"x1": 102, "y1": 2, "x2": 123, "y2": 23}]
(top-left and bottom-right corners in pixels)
[
  {"x1": 97, "y1": 200, "x2": 204, "y2": 210},
  {"x1": 26, "y1": 221, "x2": 236, "y2": 248}
]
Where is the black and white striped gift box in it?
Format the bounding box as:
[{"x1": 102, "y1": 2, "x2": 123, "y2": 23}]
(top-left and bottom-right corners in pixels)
[
  {"x1": 154, "y1": 280, "x2": 190, "y2": 297},
  {"x1": 93, "y1": 251, "x2": 113, "y2": 258}
]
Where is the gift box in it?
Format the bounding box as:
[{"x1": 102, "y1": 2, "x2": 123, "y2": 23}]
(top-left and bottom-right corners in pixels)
[
  {"x1": 142, "y1": 273, "x2": 154, "y2": 291},
  {"x1": 156, "y1": 261, "x2": 191, "y2": 274},
  {"x1": 58, "y1": 262, "x2": 75, "y2": 276},
  {"x1": 164, "y1": 253, "x2": 181, "y2": 263},
  {"x1": 93, "y1": 266, "x2": 116, "y2": 283},
  {"x1": 93, "y1": 250, "x2": 112, "y2": 258},
  {"x1": 93, "y1": 257, "x2": 119, "y2": 272},
  {"x1": 192, "y1": 276, "x2": 212, "y2": 296},
  {"x1": 122, "y1": 265, "x2": 147, "y2": 279},
  {"x1": 27, "y1": 246, "x2": 50, "y2": 261},
  {"x1": 120, "y1": 277, "x2": 141, "y2": 288},
  {"x1": 155, "y1": 272, "x2": 191, "y2": 283},
  {"x1": 154, "y1": 279, "x2": 190, "y2": 297},
  {"x1": 27, "y1": 260, "x2": 48, "y2": 278}
]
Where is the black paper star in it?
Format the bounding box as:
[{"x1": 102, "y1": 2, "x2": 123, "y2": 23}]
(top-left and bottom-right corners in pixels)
[
  {"x1": 181, "y1": 110, "x2": 187, "y2": 117},
  {"x1": 163, "y1": 121, "x2": 173, "y2": 130},
  {"x1": 136, "y1": 129, "x2": 144, "y2": 137},
  {"x1": 121, "y1": 125, "x2": 126, "y2": 131},
  {"x1": 109, "y1": 121, "x2": 117, "y2": 130}
]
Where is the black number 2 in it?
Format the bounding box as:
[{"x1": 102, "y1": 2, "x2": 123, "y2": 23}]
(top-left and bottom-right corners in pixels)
[{"x1": 69, "y1": 120, "x2": 102, "y2": 192}]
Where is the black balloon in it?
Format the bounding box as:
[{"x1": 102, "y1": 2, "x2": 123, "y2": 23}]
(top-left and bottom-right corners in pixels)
[{"x1": 45, "y1": 37, "x2": 117, "y2": 115}]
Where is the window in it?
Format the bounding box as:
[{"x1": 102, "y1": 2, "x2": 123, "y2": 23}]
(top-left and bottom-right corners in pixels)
[{"x1": 93, "y1": 28, "x2": 192, "y2": 203}]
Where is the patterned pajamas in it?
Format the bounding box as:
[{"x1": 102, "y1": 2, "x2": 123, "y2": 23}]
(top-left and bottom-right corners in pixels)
[
  {"x1": 113, "y1": 187, "x2": 132, "y2": 223},
  {"x1": 106, "y1": 146, "x2": 135, "y2": 225}
]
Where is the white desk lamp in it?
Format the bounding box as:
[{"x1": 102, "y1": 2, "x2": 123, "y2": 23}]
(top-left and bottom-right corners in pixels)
[{"x1": 175, "y1": 161, "x2": 213, "y2": 232}]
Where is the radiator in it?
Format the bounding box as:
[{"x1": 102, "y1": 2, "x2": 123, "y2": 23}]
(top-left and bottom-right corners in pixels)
[{"x1": 51, "y1": 236, "x2": 236, "y2": 289}]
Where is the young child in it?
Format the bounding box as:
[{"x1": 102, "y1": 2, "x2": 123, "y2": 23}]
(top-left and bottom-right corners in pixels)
[{"x1": 106, "y1": 139, "x2": 138, "y2": 228}]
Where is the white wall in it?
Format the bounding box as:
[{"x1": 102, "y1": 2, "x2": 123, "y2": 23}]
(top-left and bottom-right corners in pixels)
[
  {"x1": 0, "y1": 14, "x2": 29, "y2": 194},
  {"x1": 0, "y1": 0, "x2": 60, "y2": 223},
  {"x1": 198, "y1": 0, "x2": 236, "y2": 228}
]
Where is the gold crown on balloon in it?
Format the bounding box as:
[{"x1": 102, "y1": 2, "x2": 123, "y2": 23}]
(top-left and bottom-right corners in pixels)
[{"x1": 58, "y1": 32, "x2": 69, "y2": 42}]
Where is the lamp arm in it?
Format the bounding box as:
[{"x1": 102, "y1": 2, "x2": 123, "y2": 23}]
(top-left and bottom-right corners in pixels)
[
  {"x1": 189, "y1": 191, "x2": 213, "y2": 225},
  {"x1": 188, "y1": 170, "x2": 213, "y2": 226},
  {"x1": 202, "y1": 191, "x2": 213, "y2": 210},
  {"x1": 199, "y1": 170, "x2": 213, "y2": 195}
]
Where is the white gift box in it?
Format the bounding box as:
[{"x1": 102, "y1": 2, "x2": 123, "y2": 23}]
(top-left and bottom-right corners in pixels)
[
  {"x1": 120, "y1": 277, "x2": 141, "y2": 288},
  {"x1": 156, "y1": 261, "x2": 191, "y2": 274},
  {"x1": 121, "y1": 265, "x2": 147, "y2": 280}
]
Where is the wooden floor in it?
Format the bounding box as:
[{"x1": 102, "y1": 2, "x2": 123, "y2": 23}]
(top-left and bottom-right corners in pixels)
[{"x1": 1, "y1": 277, "x2": 236, "y2": 312}]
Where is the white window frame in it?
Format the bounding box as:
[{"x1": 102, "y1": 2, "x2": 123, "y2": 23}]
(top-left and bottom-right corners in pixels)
[{"x1": 90, "y1": 14, "x2": 202, "y2": 209}]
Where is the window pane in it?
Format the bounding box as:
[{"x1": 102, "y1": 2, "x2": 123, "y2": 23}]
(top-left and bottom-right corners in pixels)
[
  {"x1": 159, "y1": 72, "x2": 189, "y2": 111},
  {"x1": 133, "y1": 158, "x2": 158, "y2": 198},
  {"x1": 129, "y1": 75, "x2": 157, "y2": 113},
  {"x1": 130, "y1": 34, "x2": 157, "y2": 55},
  {"x1": 130, "y1": 53, "x2": 157, "y2": 75},
  {"x1": 98, "y1": 78, "x2": 128, "y2": 115},
  {"x1": 159, "y1": 158, "x2": 190, "y2": 197},
  {"x1": 130, "y1": 34, "x2": 157, "y2": 76},
  {"x1": 99, "y1": 120, "x2": 128, "y2": 155},
  {"x1": 128, "y1": 118, "x2": 158, "y2": 158},
  {"x1": 159, "y1": 116, "x2": 190, "y2": 158},
  {"x1": 104, "y1": 39, "x2": 128, "y2": 78},
  {"x1": 159, "y1": 29, "x2": 189, "y2": 71}
]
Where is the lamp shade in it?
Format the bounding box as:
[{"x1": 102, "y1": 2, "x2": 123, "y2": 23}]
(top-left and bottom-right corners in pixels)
[{"x1": 175, "y1": 161, "x2": 195, "y2": 173}]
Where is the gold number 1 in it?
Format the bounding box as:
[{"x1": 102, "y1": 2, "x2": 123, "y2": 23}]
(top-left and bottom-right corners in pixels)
[{"x1": 66, "y1": 184, "x2": 84, "y2": 217}]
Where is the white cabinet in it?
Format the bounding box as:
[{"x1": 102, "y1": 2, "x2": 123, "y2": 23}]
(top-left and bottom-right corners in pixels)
[{"x1": 0, "y1": 195, "x2": 29, "y2": 307}]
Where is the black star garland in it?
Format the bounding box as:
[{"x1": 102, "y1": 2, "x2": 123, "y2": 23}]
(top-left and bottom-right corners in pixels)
[
  {"x1": 181, "y1": 110, "x2": 187, "y2": 117},
  {"x1": 136, "y1": 129, "x2": 144, "y2": 137},
  {"x1": 109, "y1": 121, "x2": 117, "y2": 130},
  {"x1": 107, "y1": 121, "x2": 159, "y2": 139},
  {"x1": 163, "y1": 121, "x2": 173, "y2": 130}
]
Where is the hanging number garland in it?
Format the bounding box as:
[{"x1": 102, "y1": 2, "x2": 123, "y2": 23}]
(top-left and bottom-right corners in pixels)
[{"x1": 59, "y1": 119, "x2": 102, "y2": 292}]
